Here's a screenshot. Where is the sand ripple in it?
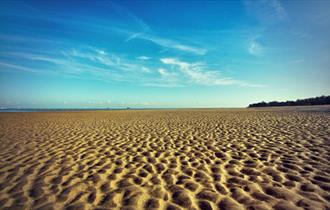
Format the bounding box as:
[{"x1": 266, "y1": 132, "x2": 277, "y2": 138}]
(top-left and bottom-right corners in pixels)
[{"x1": 0, "y1": 109, "x2": 329, "y2": 210}]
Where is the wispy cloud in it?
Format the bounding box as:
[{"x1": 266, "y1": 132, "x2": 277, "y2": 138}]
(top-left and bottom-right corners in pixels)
[
  {"x1": 1, "y1": 1, "x2": 207, "y2": 56},
  {"x1": 173, "y1": 44, "x2": 207, "y2": 55},
  {"x1": 243, "y1": 0, "x2": 287, "y2": 57},
  {"x1": 0, "y1": 49, "x2": 148, "y2": 83},
  {"x1": 244, "y1": 0, "x2": 288, "y2": 23},
  {"x1": 160, "y1": 58, "x2": 235, "y2": 85},
  {"x1": 109, "y1": 1, "x2": 150, "y2": 32},
  {"x1": 106, "y1": 1, "x2": 207, "y2": 55},
  {"x1": 141, "y1": 66, "x2": 151, "y2": 73},
  {"x1": 267, "y1": 0, "x2": 287, "y2": 20},
  {"x1": 248, "y1": 40, "x2": 264, "y2": 56},
  {"x1": 0, "y1": 48, "x2": 263, "y2": 88},
  {"x1": 0, "y1": 34, "x2": 62, "y2": 44},
  {"x1": 130, "y1": 34, "x2": 207, "y2": 55},
  {"x1": 156, "y1": 67, "x2": 179, "y2": 85},
  {"x1": 0, "y1": 1, "x2": 261, "y2": 89},
  {"x1": 0, "y1": 51, "x2": 64, "y2": 65},
  {"x1": 122, "y1": 29, "x2": 207, "y2": 55},
  {"x1": 160, "y1": 58, "x2": 264, "y2": 87},
  {"x1": 125, "y1": 32, "x2": 143, "y2": 42},
  {"x1": 137, "y1": 56, "x2": 151, "y2": 60},
  {"x1": 158, "y1": 68, "x2": 169, "y2": 77},
  {"x1": 0, "y1": 62, "x2": 42, "y2": 73}
]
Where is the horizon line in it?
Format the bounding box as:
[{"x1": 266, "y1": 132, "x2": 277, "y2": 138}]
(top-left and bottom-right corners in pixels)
[{"x1": 0, "y1": 107, "x2": 246, "y2": 111}]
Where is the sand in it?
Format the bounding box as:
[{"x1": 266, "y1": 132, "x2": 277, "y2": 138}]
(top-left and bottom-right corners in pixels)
[{"x1": 0, "y1": 107, "x2": 329, "y2": 210}]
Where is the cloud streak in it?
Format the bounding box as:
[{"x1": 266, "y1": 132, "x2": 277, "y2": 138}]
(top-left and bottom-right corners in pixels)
[
  {"x1": 0, "y1": 48, "x2": 263, "y2": 88},
  {"x1": 105, "y1": 1, "x2": 208, "y2": 55},
  {"x1": 160, "y1": 58, "x2": 264, "y2": 87},
  {"x1": 249, "y1": 40, "x2": 264, "y2": 56},
  {"x1": 127, "y1": 33, "x2": 207, "y2": 55},
  {"x1": 154, "y1": 38, "x2": 206, "y2": 55},
  {"x1": 244, "y1": 0, "x2": 288, "y2": 23},
  {"x1": 137, "y1": 56, "x2": 151, "y2": 60}
]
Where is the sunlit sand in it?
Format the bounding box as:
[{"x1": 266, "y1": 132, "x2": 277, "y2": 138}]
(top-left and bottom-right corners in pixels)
[{"x1": 0, "y1": 107, "x2": 329, "y2": 210}]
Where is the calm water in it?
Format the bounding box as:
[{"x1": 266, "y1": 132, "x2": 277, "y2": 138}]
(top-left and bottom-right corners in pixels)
[{"x1": 0, "y1": 108, "x2": 176, "y2": 112}]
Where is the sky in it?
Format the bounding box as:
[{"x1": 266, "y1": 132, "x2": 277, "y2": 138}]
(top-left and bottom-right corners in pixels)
[{"x1": 0, "y1": 0, "x2": 329, "y2": 108}]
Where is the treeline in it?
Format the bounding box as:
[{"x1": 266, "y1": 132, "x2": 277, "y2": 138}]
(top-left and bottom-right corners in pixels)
[{"x1": 248, "y1": 95, "x2": 330, "y2": 108}]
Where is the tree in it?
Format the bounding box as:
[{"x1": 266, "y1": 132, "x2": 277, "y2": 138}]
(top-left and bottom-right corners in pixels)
[{"x1": 248, "y1": 95, "x2": 330, "y2": 108}]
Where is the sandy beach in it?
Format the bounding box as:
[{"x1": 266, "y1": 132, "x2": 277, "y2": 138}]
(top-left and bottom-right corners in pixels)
[{"x1": 0, "y1": 107, "x2": 329, "y2": 210}]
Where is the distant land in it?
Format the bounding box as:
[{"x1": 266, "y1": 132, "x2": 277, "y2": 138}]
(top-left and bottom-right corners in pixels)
[{"x1": 248, "y1": 95, "x2": 330, "y2": 108}]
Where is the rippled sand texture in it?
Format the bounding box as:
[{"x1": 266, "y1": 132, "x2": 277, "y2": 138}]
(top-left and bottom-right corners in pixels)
[{"x1": 0, "y1": 108, "x2": 330, "y2": 210}]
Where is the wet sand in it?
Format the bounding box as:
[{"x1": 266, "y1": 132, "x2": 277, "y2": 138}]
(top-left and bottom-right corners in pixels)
[{"x1": 0, "y1": 107, "x2": 329, "y2": 210}]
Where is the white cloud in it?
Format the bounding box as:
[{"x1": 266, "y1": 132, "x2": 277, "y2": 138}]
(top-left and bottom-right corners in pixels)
[
  {"x1": 160, "y1": 58, "x2": 264, "y2": 87},
  {"x1": 95, "y1": 49, "x2": 106, "y2": 55},
  {"x1": 161, "y1": 58, "x2": 190, "y2": 68},
  {"x1": 125, "y1": 32, "x2": 143, "y2": 42},
  {"x1": 0, "y1": 62, "x2": 42, "y2": 73},
  {"x1": 137, "y1": 56, "x2": 151, "y2": 60},
  {"x1": 0, "y1": 47, "x2": 263, "y2": 88},
  {"x1": 107, "y1": 2, "x2": 207, "y2": 55},
  {"x1": 158, "y1": 68, "x2": 167, "y2": 76},
  {"x1": 143, "y1": 83, "x2": 184, "y2": 88},
  {"x1": 109, "y1": 1, "x2": 150, "y2": 32},
  {"x1": 248, "y1": 40, "x2": 264, "y2": 56},
  {"x1": 124, "y1": 32, "x2": 207, "y2": 55},
  {"x1": 172, "y1": 43, "x2": 207, "y2": 55},
  {"x1": 0, "y1": 34, "x2": 62, "y2": 44},
  {"x1": 268, "y1": 0, "x2": 287, "y2": 20},
  {"x1": 244, "y1": 0, "x2": 287, "y2": 23},
  {"x1": 156, "y1": 67, "x2": 180, "y2": 86},
  {"x1": 1, "y1": 49, "x2": 151, "y2": 83},
  {"x1": 0, "y1": 52, "x2": 65, "y2": 65},
  {"x1": 141, "y1": 35, "x2": 207, "y2": 55},
  {"x1": 161, "y1": 58, "x2": 238, "y2": 86},
  {"x1": 141, "y1": 66, "x2": 151, "y2": 73},
  {"x1": 65, "y1": 49, "x2": 146, "y2": 73}
]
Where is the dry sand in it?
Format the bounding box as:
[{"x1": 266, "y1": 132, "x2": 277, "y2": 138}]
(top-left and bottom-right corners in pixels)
[{"x1": 0, "y1": 107, "x2": 329, "y2": 210}]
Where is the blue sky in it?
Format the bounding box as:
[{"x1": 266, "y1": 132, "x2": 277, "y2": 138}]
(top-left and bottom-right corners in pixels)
[{"x1": 0, "y1": 0, "x2": 329, "y2": 108}]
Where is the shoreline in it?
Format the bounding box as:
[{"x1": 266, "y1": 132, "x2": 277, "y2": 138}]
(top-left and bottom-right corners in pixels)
[{"x1": 1, "y1": 104, "x2": 330, "y2": 113}]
